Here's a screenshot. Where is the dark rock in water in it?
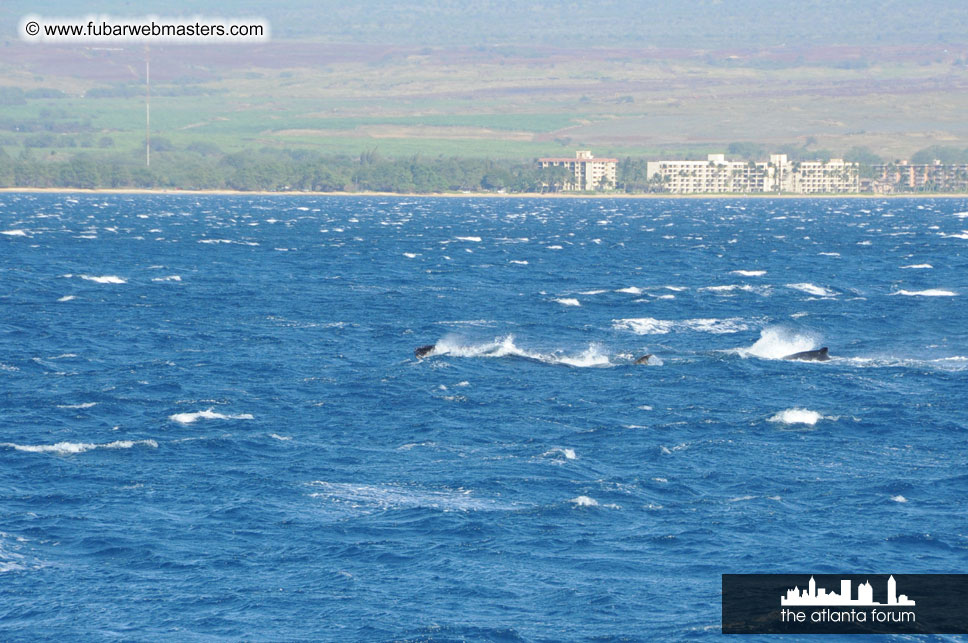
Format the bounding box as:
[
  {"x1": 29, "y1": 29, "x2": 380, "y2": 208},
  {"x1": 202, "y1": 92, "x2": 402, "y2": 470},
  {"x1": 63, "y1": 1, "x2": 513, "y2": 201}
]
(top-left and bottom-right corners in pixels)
[
  {"x1": 414, "y1": 344, "x2": 436, "y2": 359},
  {"x1": 783, "y1": 347, "x2": 830, "y2": 361},
  {"x1": 634, "y1": 354, "x2": 652, "y2": 365}
]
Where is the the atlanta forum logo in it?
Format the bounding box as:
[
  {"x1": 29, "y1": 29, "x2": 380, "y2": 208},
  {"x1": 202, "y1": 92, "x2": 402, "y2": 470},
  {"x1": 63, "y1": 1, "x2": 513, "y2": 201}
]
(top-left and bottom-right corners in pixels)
[
  {"x1": 779, "y1": 575, "x2": 915, "y2": 625},
  {"x1": 721, "y1": 573, "x2": 968, "y2": 634}
]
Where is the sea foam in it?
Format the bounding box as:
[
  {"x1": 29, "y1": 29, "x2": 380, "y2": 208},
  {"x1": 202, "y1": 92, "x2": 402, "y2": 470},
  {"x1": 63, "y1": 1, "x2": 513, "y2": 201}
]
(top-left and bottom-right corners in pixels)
[
  {"x1": 614, "y1": 317, "x2": 750, "y2": 335},
  {"x1": 786, "y1": 283, "x2": 837, "y2": 297},
  {"x1": 892, "y1": 289, "x2": 956, "y2": 297},
  {"x1": 3, "y1": 440, "x2": 158, "y2": 454},
  {"x1": 169, "y1": 409, "x2": 254, "y2": 424},
  {"x1": 767, "y1": 408, "x2": 825, "y2": 426},
  {"x1": 432, "y1": 335, "x2": 612, "y2": 367},
  {"x1": 79, "y1": 275, "x2": 126, "y2": 284},
  {"x1": 739, "y1": 327, "x2": 821, "y2": 360}
]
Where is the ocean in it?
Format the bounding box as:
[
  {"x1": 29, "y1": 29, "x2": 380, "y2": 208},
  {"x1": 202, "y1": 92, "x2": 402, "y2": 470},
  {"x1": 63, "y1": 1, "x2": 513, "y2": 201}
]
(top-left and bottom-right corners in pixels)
[{"x1": 1, "y1": 193, "x2": 966, "y2": 641}]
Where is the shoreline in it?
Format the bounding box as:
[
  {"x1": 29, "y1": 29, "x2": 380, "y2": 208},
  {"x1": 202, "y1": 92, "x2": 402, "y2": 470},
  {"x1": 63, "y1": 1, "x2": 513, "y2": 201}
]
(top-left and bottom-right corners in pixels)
[{"x1": 3, "y1": 187, "x2": 968, "y2": 199}]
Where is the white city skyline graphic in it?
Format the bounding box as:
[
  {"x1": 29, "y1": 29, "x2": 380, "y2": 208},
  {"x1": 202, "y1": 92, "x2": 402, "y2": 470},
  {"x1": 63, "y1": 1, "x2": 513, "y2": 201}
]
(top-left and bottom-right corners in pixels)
[{"x1": 781, "y1": 576, "x2": 916, "y2": 607}]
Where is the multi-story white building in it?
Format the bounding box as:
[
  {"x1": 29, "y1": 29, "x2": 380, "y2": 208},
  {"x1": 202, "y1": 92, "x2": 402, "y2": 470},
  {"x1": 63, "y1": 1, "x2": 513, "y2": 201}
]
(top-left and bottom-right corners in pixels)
[
  {"x1": 538, "y1": 150, "x2": 618, "y2": 191},
  {"x1": 646, "y1": 153, "x2": 858, "y2": 194}
]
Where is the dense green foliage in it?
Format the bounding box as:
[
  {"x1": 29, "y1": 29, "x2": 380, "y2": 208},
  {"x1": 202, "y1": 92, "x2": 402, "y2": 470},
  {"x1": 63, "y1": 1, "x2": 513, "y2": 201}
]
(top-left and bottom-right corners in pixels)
[
  {"x1": 0, "y1": 144, "x2": 961, "y2": 194},
  {"x1": 0, "y1": 148, "x2": 629, "y2": 193}
]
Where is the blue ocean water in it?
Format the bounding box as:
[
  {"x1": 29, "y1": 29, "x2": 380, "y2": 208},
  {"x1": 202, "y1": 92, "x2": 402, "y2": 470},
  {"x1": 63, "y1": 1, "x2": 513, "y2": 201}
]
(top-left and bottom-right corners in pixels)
[{"x1": 1, "y1": 193, "x2": 967, "y2": 641}]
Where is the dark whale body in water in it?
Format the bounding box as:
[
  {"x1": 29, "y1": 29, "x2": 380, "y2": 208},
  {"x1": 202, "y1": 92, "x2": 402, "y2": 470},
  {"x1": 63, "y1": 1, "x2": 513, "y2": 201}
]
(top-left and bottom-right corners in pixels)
[
  {"x1": 414, "y1": 344, "x2": 436, "y2": 359},
  {"x1": 634, "y1": 354, "x2": 653, "y2": 365},
  {"x1": 783, "y1": 347, "x2": 830, "y2": 361}
]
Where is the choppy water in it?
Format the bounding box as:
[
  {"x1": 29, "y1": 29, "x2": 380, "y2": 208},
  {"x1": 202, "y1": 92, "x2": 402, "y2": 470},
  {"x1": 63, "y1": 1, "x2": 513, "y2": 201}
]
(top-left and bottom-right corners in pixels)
[{"x1": 1, "y1": 194, "x2": 967, "y2": 640}]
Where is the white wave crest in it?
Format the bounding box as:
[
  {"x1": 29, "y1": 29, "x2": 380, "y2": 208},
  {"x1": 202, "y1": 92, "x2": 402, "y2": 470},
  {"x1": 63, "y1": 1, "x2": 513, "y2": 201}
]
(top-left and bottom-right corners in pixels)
[
  {"x1": 786, "y1": 283, "x2": 837, "y2": 297},
  {"x1": 1, "y1": 229, "x2": 28, "y2": 236},
  {"x1": 3, "y1": 439, "x2": 157, "y2": 454},
  {"x1": 554, "y1": 298, "x2": 581, "y2": 307},
  {"x1": 542, "y1": 447, "x2": 577, "y2": 460},
  {"x1": 151, "y1": 275, "x2": 181, "y2": 282},
  {"x1": 455, "y1": 236, "x2": 482, "y2": 242},
  {"x1": 57, "y1": 295, "x2": 75, "y2": 302},
  {"x1": 614, "y1": 317, "x2": 750, "y2": 335},
  {"x1": 891, "y1": 495, "x2": 908, "y2": 503},
  {"x1": 308, "y1": 481, "x2": 507, "y2": 512},
  {"x1": 731, "y1": 270, "x2": 766, "y2": 277},
  {"x1": 767, "y1": 408, "x2": 825, "y2": 426},
  {"x1": 169, "y1": 409, "x2": 254, "y2": 424},
  {"x1": 79, "y1": 275, "x2": 126, "y2": 284},
  {"x1": 900, "y1": 264, "x2": 933, "y2": 269},
  {"x1": 432, "y1": 335, "x2": 612, "y2": 367},
  {"x1": 56, "y1": 402, "x2": 97, "y2": 409},
  {"x1": 570, "y1": 495, "x2": 599, "y2": 507},
  {"x1": 700, "y1": 284, "x2": 771, "y2": 295},
  {"x1": 892, "y1": 289, "x2": 956, "y2": 297},
  {"x1": 616, "y1": 286, "x2": 642, "y2": 294},
  {"x1": 739, "y1": 327, "x2": 821, "y2": 360}
]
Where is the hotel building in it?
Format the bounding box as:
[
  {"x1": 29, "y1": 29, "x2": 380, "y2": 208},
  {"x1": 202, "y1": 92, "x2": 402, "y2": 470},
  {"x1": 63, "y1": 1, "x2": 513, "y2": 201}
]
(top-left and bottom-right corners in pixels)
[
  {"x1": 646, "y1": 154, "x2": 859, "y2": 194},
  {"x1": 537, "y1": 150, "x2": 618, "y2": 191}
]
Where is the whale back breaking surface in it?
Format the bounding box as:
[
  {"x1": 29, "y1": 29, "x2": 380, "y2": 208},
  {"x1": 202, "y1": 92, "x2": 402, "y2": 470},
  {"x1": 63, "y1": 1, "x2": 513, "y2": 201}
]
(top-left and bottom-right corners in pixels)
[
  {"x1": 783, "y1": 347, "x2": 830, "y2": 361},
  {"x1": 414, "y1": 344, "x2": 436, "y2": 359}
]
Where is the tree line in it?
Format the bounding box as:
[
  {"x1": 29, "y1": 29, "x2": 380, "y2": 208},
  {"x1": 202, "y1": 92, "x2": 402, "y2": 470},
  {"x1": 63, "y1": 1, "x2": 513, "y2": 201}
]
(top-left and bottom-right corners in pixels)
[
  {"x1": 0, "y1": 147, "x2": 623, "y2": 193},
  {"x1": 3, "y1": 144, "x2": 968, "y2": 193}
]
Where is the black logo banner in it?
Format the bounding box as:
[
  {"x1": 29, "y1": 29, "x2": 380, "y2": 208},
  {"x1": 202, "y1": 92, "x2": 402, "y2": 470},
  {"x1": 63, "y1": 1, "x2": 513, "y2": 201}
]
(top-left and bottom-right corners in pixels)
[{"x1": 722, "y1": 574, "x2": 968, "y2": 634}]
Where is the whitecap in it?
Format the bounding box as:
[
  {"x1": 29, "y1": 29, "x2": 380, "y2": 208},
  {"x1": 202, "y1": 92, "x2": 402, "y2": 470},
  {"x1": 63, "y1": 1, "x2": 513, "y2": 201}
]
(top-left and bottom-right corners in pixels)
[
  {"x1": 79, "y1": 275, "x2": 126, "y2": 284},
  {"x1": 0, "y1": 229, "x2": 28, "y2": 236},
  {"x1": 767, "y1": 408, "x2": 825, "y2": 426},
  {"x1": 546, "y1": 245, "x2": 563, "y2": 250},
  {"x1": 786, "y1": 283, "x2": 837, "y2": 297},
  {"x1": 455, "y1": 236, "x2": 481, "y2": 242},
  {"x1": 308, "y1": 481, "x2": 507, "y2": 512},
  {"x1": 509, "y1": 260, "x2": 528, "y2": 265},
  {"x1": 616, "y1": 286, "x2": 642, "y2": 294},
  {"x1": 738, "y1": 327, "x2": 821, "y2": 360},
  {"x1": 432, "y1": 335, "x2": 612, "y2": 367},
  {"x1": 892, "y1": 289, "x2": 956, "y2": 297},
  {"x1": 891, "y1": 495, "x2": 908, "y2": 503},
  {"x1": 570, "y1": 495, "x2": 599, "y2": 507},
  {"x1": 3, "y1": 439, "x2": 158, "y2": 454},
  {"x1": 731, "y1": 270, "x2": 766, "y2": 277},
  {"x1": 169, "y1": 409, "x2": 254, "y2": 424},
  {"x1": 900, "y1": 264, "x2": 933, "y2": 269},
  {"x1": 269, "y1": 434, "x2": 292, "y2": 441},
  {"x1": 56, "y1": 402, "x2": 97, "y2": 409},
  {"x1": 542, "y1": 447, "x2": 577, "y2": 460},
  {"x1": 554, "y1": 298, "x2": 580, "y2": 307},
  {"x1": 614, "y1": 317, "x2": 749, "y2": 335},
  {"x1": 57, "y1": 295, "x2": 75, "y2": 302},
  {"x1": 151, "y1": 275, "x2": 181, "y2": 282},
  {"x1": 700, "y1": 284, "x2": 770, "y2": 295},
  {"x1": 403, "y1": 253, "x2": 419, "y2": 258}
]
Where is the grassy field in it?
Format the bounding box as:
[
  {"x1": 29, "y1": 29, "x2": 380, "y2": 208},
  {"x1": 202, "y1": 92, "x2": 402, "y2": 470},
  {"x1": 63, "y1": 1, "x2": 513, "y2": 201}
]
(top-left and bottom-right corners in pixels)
[{"x1": 3, "y1": 41, "x2": 968, "y2": 162}]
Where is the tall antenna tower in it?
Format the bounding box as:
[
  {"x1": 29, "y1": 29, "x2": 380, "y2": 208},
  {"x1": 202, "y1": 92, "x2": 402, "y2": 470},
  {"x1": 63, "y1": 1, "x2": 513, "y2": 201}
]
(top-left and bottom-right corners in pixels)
[{"x1": 145, "y1": 45, "x2": 150, "y2": 167}]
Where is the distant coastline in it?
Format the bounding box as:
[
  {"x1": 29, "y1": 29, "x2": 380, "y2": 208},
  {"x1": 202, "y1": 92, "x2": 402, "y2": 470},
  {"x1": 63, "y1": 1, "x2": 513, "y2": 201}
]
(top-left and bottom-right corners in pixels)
[{"x1": 4, "y1": 187, "x2": 968, "y2": 199}]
